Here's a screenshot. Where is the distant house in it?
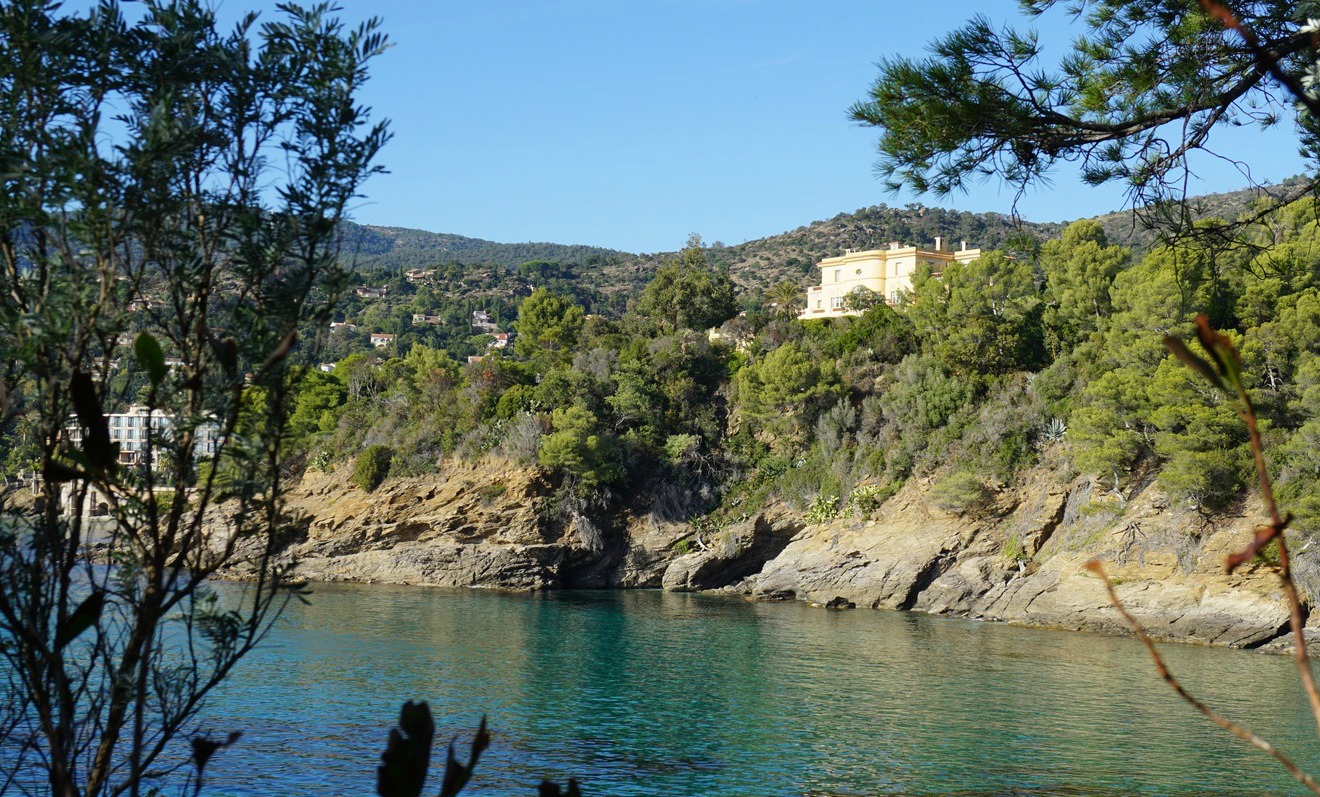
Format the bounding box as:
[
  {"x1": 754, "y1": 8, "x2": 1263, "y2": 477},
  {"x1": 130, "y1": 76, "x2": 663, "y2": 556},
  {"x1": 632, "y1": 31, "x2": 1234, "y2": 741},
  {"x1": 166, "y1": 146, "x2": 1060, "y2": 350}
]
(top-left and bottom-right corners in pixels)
[
  {"x1": 800, "y1": 238, "x2": 982, "y2": 319},
  {"x1": 91, "y1": 359, "x2": 120, "y2": 383},
  {"x1": 412, "y1": 313, "x2": 444, "y2": 326},
  {"x1": 330, "y1": 321, "x2": 357, "y2": 331},
  {"x1": 466, "y1": 355, "x2": 485, "y2": 364},
  {"x1": 487, "y1": 332, "x2": 511, "y2": 350},
  {"x1": 355, "y1": 286, "x2": 388, "y2": 299},
  {"x1": 472, "y1": 310, "x2": 497, "y2": 332},
  {"x1": 369, "y1": 333, "x2": 396, "y2": 349},
  {"x1": 318, "y1": 362, "x2": 336, "y2": 373},
  {"x1": 405, "y1": 269, "x2": 436, "y2": 282}
]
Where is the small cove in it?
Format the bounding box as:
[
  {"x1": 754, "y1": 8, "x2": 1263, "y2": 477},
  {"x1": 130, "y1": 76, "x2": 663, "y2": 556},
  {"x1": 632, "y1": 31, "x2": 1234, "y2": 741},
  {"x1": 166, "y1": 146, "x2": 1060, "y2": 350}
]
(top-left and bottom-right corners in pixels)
[{"x1": 203, "y1": 584, "x2": 1320, "y2": 796}]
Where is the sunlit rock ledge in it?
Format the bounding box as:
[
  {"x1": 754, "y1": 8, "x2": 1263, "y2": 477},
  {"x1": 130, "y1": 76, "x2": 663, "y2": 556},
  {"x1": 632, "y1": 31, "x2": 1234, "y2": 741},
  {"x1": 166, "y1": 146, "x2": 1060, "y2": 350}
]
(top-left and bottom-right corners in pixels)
[{"x1": 216, "y1": 458, "x2": 1312, "y2": 653}]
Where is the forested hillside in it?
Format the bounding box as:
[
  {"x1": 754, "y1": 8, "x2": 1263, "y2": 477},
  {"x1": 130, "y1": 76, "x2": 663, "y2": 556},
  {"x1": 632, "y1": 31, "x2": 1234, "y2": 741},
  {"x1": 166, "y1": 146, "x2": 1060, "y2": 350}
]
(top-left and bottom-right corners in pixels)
[
  {"x1": 194, "y1": 190, "x2": 1320, "y2": 580},
  {"x1": 25, "y1": 183, "x2": 1320, "y2": 580},
  {"x1": 337, "y1": 179, "x2": 1300, "y2": 301},
  {"x1": 339, "y1": 222, "x2": 625, "y2": 272}
]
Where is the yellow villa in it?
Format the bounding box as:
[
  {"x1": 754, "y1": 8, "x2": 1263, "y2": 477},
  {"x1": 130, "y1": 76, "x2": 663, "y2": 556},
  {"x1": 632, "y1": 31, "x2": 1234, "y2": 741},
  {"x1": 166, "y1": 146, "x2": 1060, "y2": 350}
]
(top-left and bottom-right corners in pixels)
[{"x1": 799, "y1": 237, "x2": 981, "y2": 319}]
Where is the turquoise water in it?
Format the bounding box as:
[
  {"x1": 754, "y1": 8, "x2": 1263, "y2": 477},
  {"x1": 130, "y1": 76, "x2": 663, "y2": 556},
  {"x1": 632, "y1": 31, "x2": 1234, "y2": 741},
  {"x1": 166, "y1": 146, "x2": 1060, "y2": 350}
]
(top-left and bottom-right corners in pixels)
[{"x1": 201, "y1": 585, "x2": 1320, "y2": 796}]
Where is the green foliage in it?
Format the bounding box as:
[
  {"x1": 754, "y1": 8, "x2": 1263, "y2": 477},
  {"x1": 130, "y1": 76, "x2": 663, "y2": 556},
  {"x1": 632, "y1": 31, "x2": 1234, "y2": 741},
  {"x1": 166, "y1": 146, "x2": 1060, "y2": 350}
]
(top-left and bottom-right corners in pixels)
[
  {"x1": 1002, "y1": 533, "x2": 1029, "y2": 564},
  {"x1": 0, "y1": 0, "x2": 388, "y2": 792},
  {"x1": 850, "y1": 1, "x2": 1320, "y2": 223},
  {"x1": 765, "y1": 279, "x2": 805, "y2": 317},
  {"x1": 848, "y1": 482, "x2": 900, "y2": 515},
  {"x1": 842, "y1": 286, "x2": 883, "y2": 313},
  {"x1": 1040, "y1": 221, "x2": 1130, "y2": 353},
  {"x1": 630, "y1": 235, "x2": 738, "y2": 334},
  {"x1": 514, "y1": 288, "x2": 585, "y2": 364},
  {"x1": 355, "y1": 445, "x2": 395, "y2": 493},
  {"x1": 930, "y1": 470, "x2": 989, "y2": 515},
  {"x1": 735, "y1": 341, "x2": 841, "y2": 449},
  {"x1": 661, "y1": 434, "x2": 702, "y2": 470},
  {"x1": 290, "y1": 370, "x2": 348, "y2": 441},
  {"x1": 476, "y1": 481, "x2": 507, "y2": 505},
  {"x1": 537, "y1": 405, "x2": 623, "y2": 489},
  {"x1": 805, "y1": 493, "x2": 842, "y2": 524},
  {"x1": 907, "y1": 251, "x2": 1045, "y2": 375},
  {"x1": 870, "y1": 354, "x2": 974, "y2": 478}
]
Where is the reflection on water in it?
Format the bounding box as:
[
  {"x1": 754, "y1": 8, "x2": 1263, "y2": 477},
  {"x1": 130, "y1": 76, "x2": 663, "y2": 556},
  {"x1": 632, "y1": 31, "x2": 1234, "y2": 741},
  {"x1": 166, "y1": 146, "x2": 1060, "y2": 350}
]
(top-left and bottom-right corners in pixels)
[{"x1": 201, "y1": 585, "x2": 1320, "y2": 796}]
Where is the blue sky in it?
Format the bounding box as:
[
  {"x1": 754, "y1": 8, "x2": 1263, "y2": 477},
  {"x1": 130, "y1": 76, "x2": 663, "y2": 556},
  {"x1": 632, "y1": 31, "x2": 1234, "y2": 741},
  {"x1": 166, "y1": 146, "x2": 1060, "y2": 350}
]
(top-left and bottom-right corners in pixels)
[{"x1": 248, "y1": 0, "x2": 1308, "y2": 252}]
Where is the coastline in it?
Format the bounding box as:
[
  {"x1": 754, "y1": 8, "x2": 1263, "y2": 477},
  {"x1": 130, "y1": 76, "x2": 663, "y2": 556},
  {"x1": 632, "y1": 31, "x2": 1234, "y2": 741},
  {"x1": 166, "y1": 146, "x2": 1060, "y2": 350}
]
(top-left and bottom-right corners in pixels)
[{"x1": 227, "y1": 458, "x2": 1315, "y2": 653}]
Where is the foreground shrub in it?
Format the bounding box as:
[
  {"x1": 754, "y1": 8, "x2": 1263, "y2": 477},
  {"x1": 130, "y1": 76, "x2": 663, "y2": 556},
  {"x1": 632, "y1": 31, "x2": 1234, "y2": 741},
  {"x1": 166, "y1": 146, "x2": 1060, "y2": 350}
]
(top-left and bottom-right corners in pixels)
[
  {"x1": 930, "y1": 470, "x2": 989, "y2": 514},
  {"x1": 355, "y1": 445, "x2": 395, "y2": 492}
]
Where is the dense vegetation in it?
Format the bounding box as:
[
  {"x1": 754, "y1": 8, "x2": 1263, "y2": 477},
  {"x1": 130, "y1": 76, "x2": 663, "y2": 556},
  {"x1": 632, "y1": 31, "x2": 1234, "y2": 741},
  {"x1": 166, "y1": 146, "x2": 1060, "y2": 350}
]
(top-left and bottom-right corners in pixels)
[
  {"x1": 190, "y1": 194, "x2": 1320, "y2": 546},
  {"x1": 334, "y1": 179, "x2": 1297, "y2": 303}
]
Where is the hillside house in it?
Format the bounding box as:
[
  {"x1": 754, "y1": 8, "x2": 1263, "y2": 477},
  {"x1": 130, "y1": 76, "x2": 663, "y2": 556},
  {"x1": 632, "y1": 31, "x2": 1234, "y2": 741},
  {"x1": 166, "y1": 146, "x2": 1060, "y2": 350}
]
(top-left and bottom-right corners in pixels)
[
  {"x1": 488, "y1": 332, "x2": 511, "y2": 350},
  {"x1": 355, "y1": 286, "x2": 388, "y2": 299},
  {"x1": 370, "y1": 332, "x2": 396, "y2": 349},
  {"x1": 412, "y1": 313, "x2": 445, "y2": 326},
  {"x1": 472, "y1": 310, "x2": 498, "y2": 332},
  {"x1": 800, "y1": 238, "x2": 982, "y2": 319}
]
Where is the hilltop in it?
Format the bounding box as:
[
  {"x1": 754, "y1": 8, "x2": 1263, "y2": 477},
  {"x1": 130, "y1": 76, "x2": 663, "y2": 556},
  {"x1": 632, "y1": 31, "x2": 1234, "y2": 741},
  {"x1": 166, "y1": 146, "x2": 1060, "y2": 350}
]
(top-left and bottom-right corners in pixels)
[
  {"x1": 338, "y1": 223, "x2": 625, "y2": 273},
  {"x1": 339, "y1": 177, "x2": 1309, "y2": 298}
]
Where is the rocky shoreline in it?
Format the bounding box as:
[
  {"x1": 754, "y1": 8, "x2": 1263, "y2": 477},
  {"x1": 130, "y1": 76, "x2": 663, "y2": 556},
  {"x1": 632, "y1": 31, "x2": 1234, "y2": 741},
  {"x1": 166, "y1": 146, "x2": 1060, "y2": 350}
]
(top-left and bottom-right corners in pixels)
[{"x1": 257, "y1": 459, "x2": 1314, "y2": 652}]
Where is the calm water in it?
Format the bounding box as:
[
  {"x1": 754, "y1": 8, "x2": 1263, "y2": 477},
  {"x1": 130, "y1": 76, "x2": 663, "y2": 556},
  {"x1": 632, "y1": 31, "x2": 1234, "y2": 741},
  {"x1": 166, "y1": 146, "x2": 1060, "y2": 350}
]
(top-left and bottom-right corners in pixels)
[{"x1": 198, "y1": 585, "x2": 1320, "y2": 796}]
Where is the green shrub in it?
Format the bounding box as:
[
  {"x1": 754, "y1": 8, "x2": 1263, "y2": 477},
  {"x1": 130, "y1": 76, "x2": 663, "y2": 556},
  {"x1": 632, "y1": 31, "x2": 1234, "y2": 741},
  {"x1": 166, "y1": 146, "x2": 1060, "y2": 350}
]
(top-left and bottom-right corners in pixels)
[
  {"x1": 848, "y1": 481, "x2": 902, "y2": 516},
  {"x1": 805, "y1": 493, "x2": 841, "y2": 524},
  {"x1": 930, "y1": 470, "x2": 988, "y2": 514},
  {"x1": 476, "y1": 481, "x2": 507, "y2": 505},
  {"x1": 1002, "y1": 533, "x2": 1029, "y2": 563},
  {"x1": 354, "y1": 445, "x2": 394, "y2": 493}
]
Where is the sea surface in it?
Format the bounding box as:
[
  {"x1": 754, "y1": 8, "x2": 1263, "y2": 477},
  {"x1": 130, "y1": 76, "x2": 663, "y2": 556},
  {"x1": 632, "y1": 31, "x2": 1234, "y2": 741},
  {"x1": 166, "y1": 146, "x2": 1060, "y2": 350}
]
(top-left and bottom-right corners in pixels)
[{"x1": 199, "y1": 584, "x2": 1320, "y2": 797}]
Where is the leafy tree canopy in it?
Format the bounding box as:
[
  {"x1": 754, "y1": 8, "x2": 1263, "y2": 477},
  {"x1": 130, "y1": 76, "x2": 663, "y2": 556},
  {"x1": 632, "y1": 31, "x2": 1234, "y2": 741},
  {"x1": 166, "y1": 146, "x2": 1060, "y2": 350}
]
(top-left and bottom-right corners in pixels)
[
  {"x1": 630, "y1": 235, "x2": 738, "y2": 334},
  {"x1": 514, "y1": 288, "x2": 585, "y2": 363}
]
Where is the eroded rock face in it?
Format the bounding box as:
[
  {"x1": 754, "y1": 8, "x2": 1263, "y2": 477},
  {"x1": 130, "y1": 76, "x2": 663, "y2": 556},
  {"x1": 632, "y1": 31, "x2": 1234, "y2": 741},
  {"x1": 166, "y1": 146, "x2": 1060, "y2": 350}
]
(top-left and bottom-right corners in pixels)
[
  {"x1": 661, "y1": 510, "x2": 802, "y2": 592},
  {"x1": 250, "y1": 456, "x2": 1305, "y2": 651},
  {"x1": 260, "y1": 460, "x2": 693, "y2": 590},
  {"x1": 730, "y1": 470, "x2": 1298, "y2": 650}
]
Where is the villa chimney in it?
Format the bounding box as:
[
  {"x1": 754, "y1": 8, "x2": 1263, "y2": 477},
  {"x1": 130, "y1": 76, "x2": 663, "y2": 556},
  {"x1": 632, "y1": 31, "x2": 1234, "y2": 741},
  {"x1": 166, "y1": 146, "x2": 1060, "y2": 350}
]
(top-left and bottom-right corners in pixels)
[
  {"x1": 960, "y1": 240, "x2": 968, "y2": 251},
  {"x1": 934, "y1": 236, "x2": 943, "y2": 251},
  {"x1": 888, "y1": 241, "x2": 900, "y2": 251}
]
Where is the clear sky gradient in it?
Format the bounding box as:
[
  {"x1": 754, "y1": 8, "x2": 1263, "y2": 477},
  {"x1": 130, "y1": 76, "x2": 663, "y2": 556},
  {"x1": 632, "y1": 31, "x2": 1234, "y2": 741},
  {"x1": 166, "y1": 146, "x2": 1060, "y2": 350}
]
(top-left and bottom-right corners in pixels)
[{"x1": 240, "y1": 0, "x2": 1309, "y2": 253}]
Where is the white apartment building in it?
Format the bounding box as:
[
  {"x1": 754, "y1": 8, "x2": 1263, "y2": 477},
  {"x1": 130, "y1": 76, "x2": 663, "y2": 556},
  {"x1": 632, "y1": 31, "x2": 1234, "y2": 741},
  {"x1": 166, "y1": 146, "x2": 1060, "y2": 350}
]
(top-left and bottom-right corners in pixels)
[
  {"x1": 69, "y1": 406, "x2": 222, "y2": 469},
  {"x1": 800, "y1": 238, "x2": 982, "y2": 320}
]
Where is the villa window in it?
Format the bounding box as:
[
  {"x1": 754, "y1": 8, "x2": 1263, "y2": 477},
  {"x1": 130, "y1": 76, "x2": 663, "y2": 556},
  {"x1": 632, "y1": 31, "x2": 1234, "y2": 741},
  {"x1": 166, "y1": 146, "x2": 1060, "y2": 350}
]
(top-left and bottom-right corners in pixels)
[
  {"x1": 834, "y1": 270, "x2": 840, "y2": 283},
  {"x1": 830, "y1": 297, "x2": 844, "y2": 309}
]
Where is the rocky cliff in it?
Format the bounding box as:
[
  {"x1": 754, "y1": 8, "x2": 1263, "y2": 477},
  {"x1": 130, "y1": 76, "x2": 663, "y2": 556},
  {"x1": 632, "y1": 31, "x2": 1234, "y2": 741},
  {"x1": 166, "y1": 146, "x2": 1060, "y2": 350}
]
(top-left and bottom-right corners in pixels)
[
  {"x1": 268, "y1": 458, "x2": 1310, "y2": 650},
  {"x1": 272, "y1": 459, "x2": 689, "y2": 590},
  {"x1": 670, "y1": 470, "x2": 1305, "y2": 650}
]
